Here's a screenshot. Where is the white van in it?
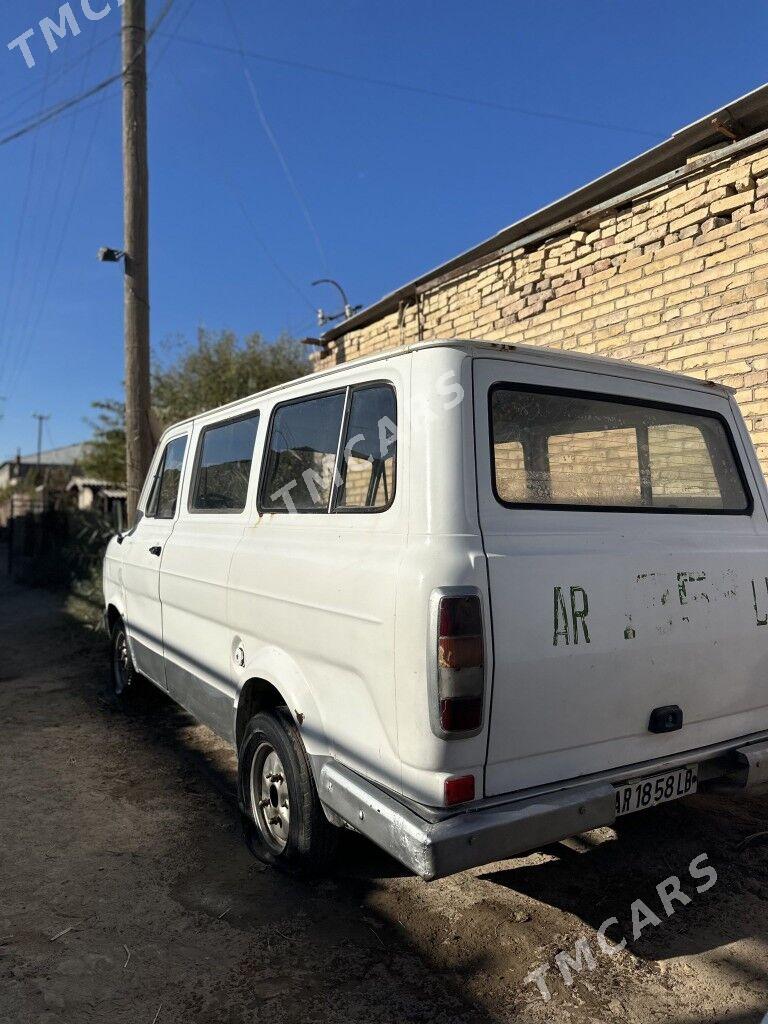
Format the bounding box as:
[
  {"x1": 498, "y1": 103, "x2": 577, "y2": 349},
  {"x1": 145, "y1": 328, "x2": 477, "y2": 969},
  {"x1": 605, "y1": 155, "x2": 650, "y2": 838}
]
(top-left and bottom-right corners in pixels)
[{"x1": 103, "y1": 339, "x2": 768, "y2": 879}]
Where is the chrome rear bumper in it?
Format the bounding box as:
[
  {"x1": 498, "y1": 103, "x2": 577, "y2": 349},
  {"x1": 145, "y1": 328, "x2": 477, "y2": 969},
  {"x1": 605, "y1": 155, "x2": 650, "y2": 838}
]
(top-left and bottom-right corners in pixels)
[{"x1": 319, "y1": 738, "x2": 768, "y2": 880}]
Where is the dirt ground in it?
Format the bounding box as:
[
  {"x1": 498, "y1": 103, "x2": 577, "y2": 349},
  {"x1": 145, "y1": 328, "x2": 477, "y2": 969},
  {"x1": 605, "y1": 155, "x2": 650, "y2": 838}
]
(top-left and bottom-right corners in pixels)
[{"x1": 2, "y1": 558, "x2": 768, "y2": 1023}]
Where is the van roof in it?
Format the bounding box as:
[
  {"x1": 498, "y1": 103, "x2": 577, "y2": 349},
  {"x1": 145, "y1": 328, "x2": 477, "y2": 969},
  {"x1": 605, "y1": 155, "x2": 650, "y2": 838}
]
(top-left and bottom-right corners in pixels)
[{"x1": 164, "y1": 339, "x2": 733, "y2": 433}]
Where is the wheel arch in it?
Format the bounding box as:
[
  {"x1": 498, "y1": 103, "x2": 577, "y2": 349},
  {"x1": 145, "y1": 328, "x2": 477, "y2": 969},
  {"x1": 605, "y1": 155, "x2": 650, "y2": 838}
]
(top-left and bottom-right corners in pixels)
[
  {"x1": 233, "y1": 647, "x2": 329, "y2": 759},
  {"x1": 235, "y1": 678, "x2": 289, "y2": 750},
  {"x1": 106, "y1": 602, "x2": 124, "y2": 632}
]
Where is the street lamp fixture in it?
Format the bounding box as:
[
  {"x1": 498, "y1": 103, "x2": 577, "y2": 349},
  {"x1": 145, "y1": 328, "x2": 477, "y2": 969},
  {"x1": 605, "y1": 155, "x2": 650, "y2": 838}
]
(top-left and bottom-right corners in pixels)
[{"x1": 97, "y1": 247, "x2": 125, "y2": 264}]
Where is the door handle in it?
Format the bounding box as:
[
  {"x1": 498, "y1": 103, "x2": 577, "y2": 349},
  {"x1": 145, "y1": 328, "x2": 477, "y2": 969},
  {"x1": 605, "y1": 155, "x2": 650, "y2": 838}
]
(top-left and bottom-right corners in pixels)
[{"x1": 149, "y1": 545, "x2": 162, "y2": 557}]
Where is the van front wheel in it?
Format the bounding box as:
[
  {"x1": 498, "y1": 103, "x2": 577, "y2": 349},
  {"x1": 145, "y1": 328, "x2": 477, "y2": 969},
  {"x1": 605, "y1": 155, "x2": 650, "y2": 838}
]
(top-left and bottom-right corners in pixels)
[
  {"x1": 238, "y1": 709, "x2": 337, "y2": 872},
  {"x1": 109, "y1": 618, "x2": 151, "y2": 706}
]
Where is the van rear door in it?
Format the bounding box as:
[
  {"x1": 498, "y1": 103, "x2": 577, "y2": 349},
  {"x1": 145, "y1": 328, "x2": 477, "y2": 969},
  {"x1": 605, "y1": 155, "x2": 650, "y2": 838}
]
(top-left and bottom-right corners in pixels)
[{"x1": 473, "y1": 356, "x2": 768, "y2": 798}]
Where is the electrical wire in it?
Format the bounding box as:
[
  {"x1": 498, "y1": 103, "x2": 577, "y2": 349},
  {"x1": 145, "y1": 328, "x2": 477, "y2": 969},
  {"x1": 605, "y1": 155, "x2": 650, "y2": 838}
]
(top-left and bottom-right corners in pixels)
[
  {"x1": 164, "y1": 33, "x2": 664, "y2": 140},
  {"x1": 149, "y1": 0, "x2": 198, "y2": 74},
  {"x1": 5, "y1": 33, "x2": 100, "y2": 388},
  {"x1": 164, "y1": 62, "x2": 318, "y2": 315},
  {"x1": 7, "y1": 40, "x2": 121, "y2": 392},
  {"x1": 9, "y1": 85, "x2": 116, "y2": 392},
  {"x1": 0, "y1": 0, "x2": 177, "y2": 150},
  {"x1": 221, "y1": 0, "x2": 330, "y2": 273},
  {"x1": 0, "y1": 61, "x2": 53, "y2": 382},
  {"x1": 2, "y1": 0, "x2": 187, "y2": 387},
  {"x1": 0, "y1": 30, "x2": 119, "y2": 129}
]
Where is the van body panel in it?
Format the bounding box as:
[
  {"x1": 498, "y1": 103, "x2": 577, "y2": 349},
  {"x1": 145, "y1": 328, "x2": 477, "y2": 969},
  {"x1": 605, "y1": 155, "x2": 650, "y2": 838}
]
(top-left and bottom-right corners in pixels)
[
  {"x1": 473, "y1": 356, "x2": 768, "y2": 796},
  {"x1": 103, "y1": 537, "x2": 126, "y2": 622},
  {"x1": 390, "y1": 350, "x2": 493, "y2": 805},
  {"x1": 230, "y1": 515, "x2": 402, "y2": 787},
  {"x1": 159, "y1": 516, "x2": 245, "y2": 744},
  {"x1": 393, "y1": 536, "x2": 490, "y2": 805},
  {"x1": 157, "y1": 410, "x2": 265, "y2": 745},
  {"x1": 228, "y1": 359, "x2": 407, "y2": 793},
  {"x1": 232, "y1": 644, "x2": 329, "y2": 756}
]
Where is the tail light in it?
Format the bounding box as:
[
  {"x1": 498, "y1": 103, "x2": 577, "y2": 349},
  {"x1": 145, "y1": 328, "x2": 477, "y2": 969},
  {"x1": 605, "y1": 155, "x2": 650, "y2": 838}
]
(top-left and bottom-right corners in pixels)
[
  {"x1": 444, "y1": 774, "x2": 476, "y2": 806},
  {"x1": 433, "y1": 592, "x2": 485, "y2": 735}
]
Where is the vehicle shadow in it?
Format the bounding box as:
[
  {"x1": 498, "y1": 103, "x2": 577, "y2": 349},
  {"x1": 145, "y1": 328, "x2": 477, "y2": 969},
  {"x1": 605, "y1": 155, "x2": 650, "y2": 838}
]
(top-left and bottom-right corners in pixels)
[
  {"x1": 480, "y1": 793, "x2": 768, "y2": 961},
  {"x1": 101, "y1": 679, "x2": 412, "y2": 881}
]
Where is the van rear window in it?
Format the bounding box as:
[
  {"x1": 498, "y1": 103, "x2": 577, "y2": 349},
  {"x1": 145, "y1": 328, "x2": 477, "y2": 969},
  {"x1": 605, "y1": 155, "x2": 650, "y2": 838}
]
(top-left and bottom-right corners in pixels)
[{"x1": 489, "y1": 385, "x2": 750, "y2": 513}]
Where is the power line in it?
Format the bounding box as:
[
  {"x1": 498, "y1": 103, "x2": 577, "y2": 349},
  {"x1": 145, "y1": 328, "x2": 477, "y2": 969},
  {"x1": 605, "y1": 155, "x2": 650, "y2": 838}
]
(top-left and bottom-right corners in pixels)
[
  {"x1": 0, "y1": 0, "x2": 186, "y2": 145},
  {"x1": 149, "y1": 0, "x2": 198, "y2": 74},
  {"x1": 222, "y1": 0, "x2": 330, "y2": 272},
  {"x1": 4, "y1": 0, "x2": 198, "y2": 392},
  {"x1": 0, "y1": 0, "x2": 177, "y2": 150},
  {"x1": 5, "y1": 31, "x2": 101, "y2": 389},
  {"x1": 165, "y1": 33, "x2": 665, "y2": 140},
  {"x1": 0, "y1": 63, "x2": 118, "y2": 148},
  {"x1": 0, "y1": 30, "x2": 119, "y2": 128},
  {"x1": 0, "y1": 61, "x2": 52, "y2": 382},
  {"x1": 8, "y1": 39, "x2": 121, "y2": 393},
  {"x1": 164, "y1": 62, "x2": 317, "y2": 314}
]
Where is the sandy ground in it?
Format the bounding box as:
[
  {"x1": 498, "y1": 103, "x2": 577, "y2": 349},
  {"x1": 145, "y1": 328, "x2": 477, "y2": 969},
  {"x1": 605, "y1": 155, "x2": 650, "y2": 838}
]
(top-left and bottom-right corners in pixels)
[{"x1": 2, "y1": 558, "x2": 768, "y2": 1023}]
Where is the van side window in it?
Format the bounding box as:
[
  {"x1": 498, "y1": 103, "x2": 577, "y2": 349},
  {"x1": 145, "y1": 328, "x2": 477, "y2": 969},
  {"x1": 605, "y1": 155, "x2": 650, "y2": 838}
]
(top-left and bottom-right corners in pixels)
[
  {"x1": 146, "y1": 435, "x2": 187, "y2": 519},
  {"x1": 489, "y1": 385, "x2": 749, "y2": 513},
  {"x1": 261, "y1": 392, "x2": 345, "y2": 513},
  {"x1": 335, "y1": 385, "x2": 397, "y2": 511},
  {"x1": 190, "y1": 413, "x2": 260, "y2": 513}
]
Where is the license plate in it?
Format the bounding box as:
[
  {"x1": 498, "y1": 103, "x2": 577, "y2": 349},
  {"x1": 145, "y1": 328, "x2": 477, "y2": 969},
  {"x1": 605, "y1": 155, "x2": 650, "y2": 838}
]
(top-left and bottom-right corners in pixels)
[{"x1": 614, "y1": 765, "x2": 698, "y2": 817}]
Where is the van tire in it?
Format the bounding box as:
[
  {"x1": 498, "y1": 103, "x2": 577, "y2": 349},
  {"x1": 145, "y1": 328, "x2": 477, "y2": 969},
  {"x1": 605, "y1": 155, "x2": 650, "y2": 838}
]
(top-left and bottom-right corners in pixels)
[
  {"x1": 109, "y1": 618, "x2": 152, "y2": 708},
  {"x1": 238, "y1": 709, "x2": 338, "y2": 873}
]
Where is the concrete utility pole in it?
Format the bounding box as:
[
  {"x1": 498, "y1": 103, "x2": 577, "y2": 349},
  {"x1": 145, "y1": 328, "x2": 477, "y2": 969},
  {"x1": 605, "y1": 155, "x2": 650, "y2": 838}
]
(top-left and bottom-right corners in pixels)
[
  {"x1": 122, "y1": 0, "x2": 153, "y2": 525},
  {"x1": 32, "y1": 413, "x2": 50, "y2": 467}
]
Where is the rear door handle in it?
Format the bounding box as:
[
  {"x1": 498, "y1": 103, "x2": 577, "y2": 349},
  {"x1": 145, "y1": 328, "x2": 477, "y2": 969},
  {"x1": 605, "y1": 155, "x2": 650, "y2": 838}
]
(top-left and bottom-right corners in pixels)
[{"x1": 149, "y1": 545, "x2": 162, "y2": 557}]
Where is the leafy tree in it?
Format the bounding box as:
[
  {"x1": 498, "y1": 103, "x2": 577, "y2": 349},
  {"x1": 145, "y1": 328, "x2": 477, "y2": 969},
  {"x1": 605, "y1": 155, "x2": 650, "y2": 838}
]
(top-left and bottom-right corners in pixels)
[
  {"x1": 83, "y1": 330, "x2": 309, "y2": 484},
  {"x1": 81, "y1": 400, "x2": 125, "y2": 483},
  {"x1": 152, "y1": 329, "x2": 309, "y2": 425}
]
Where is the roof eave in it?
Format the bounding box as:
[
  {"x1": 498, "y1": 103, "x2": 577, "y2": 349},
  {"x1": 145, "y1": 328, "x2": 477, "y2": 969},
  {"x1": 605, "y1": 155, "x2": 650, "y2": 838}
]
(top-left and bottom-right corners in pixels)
[{"x1": 322, "y1": 82, "x2": 768, "y2": 344}]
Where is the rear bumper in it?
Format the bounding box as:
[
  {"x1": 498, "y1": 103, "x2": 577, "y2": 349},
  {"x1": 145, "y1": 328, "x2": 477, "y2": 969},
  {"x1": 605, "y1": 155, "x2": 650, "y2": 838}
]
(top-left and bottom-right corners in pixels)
[{"x1": 319, "y1": 737, "x2": 768, "y2": 880}]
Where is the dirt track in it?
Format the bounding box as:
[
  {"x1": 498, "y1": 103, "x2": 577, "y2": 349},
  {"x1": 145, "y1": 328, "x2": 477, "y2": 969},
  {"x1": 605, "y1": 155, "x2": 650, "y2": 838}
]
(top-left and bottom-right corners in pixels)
[{"x1": 2, "y1": 558, "x2": 768, "y2": 1023}]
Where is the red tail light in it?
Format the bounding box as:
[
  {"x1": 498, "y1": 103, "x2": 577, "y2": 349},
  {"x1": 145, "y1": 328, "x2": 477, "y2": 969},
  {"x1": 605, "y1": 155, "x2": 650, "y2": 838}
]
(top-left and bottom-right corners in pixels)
[
  {"x1": 435, "y1": 593, "x2": 485, "y2": 734},
  {"x1": 444, "y1": 774, "x2": 476, "y2": 806},
  {"x1": 439, "y1": 695, "x2": 483, "y2": 731}
]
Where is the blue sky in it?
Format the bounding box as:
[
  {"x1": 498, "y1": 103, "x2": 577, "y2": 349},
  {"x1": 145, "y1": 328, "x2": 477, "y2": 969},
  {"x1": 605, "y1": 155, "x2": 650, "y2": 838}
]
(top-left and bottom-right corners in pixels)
[{"x1": 1, "y1": 0, "x2": 768, "y2": 459}]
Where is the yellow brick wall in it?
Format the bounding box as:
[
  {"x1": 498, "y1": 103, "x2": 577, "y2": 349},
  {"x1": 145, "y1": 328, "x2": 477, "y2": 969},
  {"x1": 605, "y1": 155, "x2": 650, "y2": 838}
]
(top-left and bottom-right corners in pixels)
[{"x1": 314, "y1": 143, "x2": 768, "y2": 473}]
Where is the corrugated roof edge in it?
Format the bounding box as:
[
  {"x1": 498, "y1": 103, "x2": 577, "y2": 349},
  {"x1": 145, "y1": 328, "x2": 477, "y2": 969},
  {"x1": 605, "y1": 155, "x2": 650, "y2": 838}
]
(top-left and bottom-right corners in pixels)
[
  {"x1": 321, "y1": 82, "x2": 768, "y2": 344},
  {"x1": 160, "y1": 339, "x2": 734, "y2": 437}
]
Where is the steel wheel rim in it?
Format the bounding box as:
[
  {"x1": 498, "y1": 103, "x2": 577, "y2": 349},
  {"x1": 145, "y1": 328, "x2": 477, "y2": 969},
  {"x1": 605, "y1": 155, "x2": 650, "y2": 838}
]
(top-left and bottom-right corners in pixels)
[
  {"x1": 113, "y1": 629, "x2": 130, "y2": 696},
  {"x1": 250, "y1": 742, "x2": 290, "y2": 853}
]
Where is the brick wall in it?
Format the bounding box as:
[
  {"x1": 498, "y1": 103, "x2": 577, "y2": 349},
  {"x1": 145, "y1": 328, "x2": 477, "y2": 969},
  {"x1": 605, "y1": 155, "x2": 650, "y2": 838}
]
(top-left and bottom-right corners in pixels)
[{"x1": 314, "y1": 142, "x2": 768, "y2": 473}]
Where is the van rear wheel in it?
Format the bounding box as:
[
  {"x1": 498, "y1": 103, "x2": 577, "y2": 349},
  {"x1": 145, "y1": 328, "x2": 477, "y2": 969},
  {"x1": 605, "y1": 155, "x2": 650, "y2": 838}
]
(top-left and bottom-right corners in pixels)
[{"x1": 238, "y1": 709, "x2": 338, "y2": 872}]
